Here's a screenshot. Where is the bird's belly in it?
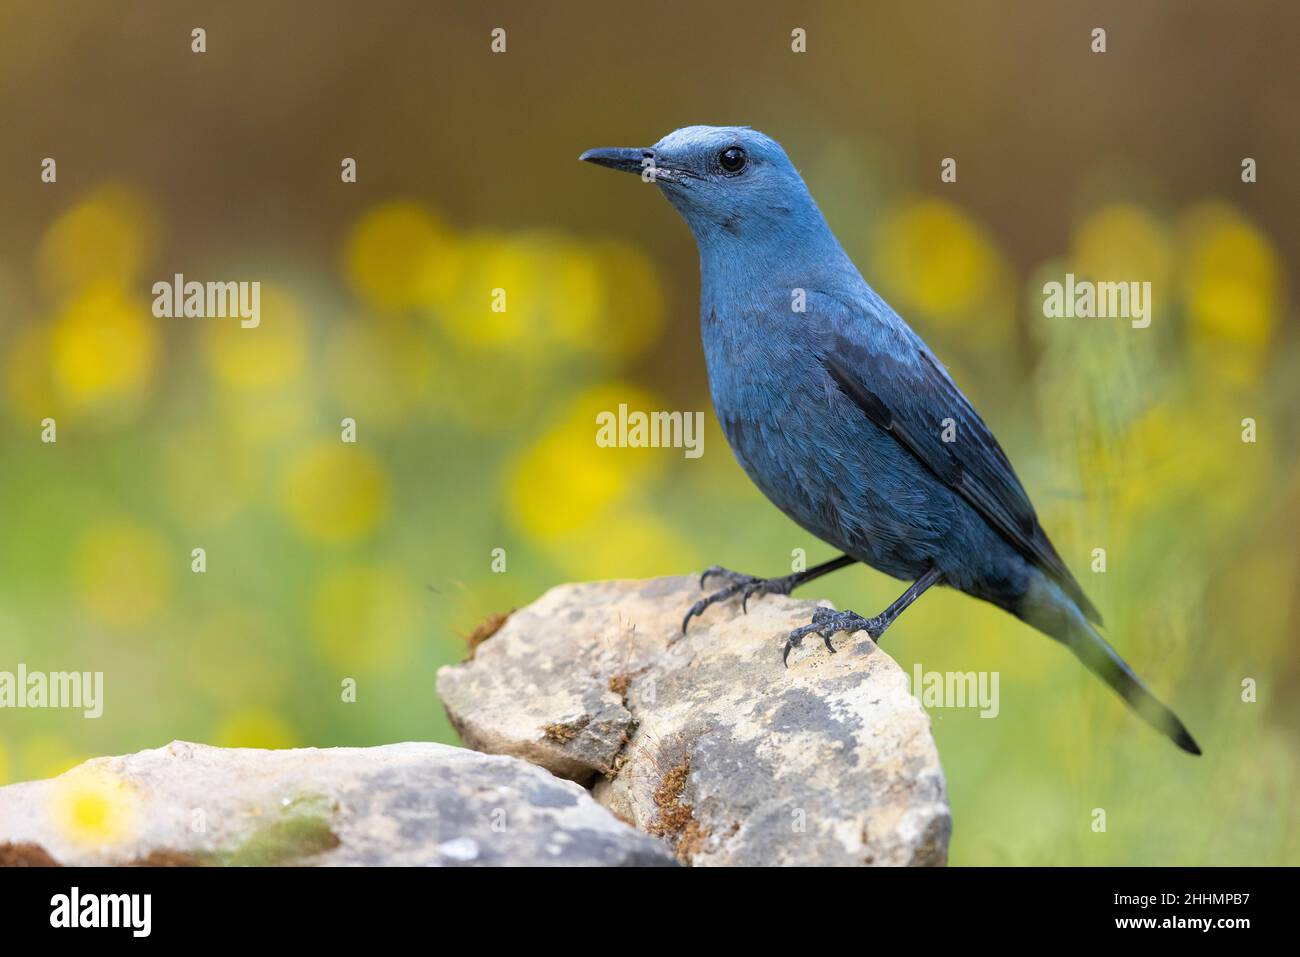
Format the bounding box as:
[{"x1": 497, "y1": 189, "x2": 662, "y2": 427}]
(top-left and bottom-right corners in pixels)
[{"x1": 709, "y1": 364, "x2": 951, "y2": 581}]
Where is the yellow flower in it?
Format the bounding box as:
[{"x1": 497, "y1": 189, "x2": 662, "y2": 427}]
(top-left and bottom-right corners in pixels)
[
  {"x1": 504, "y1": 383, "x2": 666, "y2": 541},
  {"x1": 1072, "y1": 203, "x2": 1172, "y2": 291},
  {"x1": 72, "y1": 520, "x2": 171, "y2": 630},
  {"x1": 204, "y1": 283, "x2": 306, "y2": 391},
  {"x1": 37, "y1": 185, "x2": 161, "y2": 301},
  {"x1": 53, "y1": 766, "x2": 139, "y2": 848},
  {"x1": 50, "y1": 284, "x2": 158, "y2": 419},
  {"x1": 426, "y1": 231, "x2": 664, "y2": 362},
  {"x1": 1180, "y1": 202, "x2": 1282, "y2": 384},
  {"x1": 281, "y1": 442, "x2": 389, "y2": 543},
  {"x1": 583, "y1": 239, "x2": 666, "y2": 360},
  {"x1": 311, "y1": 563, "x2": 421, "y2": 671},
  {"x1": 345, "y1": 201, "x2": 456, "y2": 309},
  {"x1": 871, "y1": 197, "x2": 1011, "y2": 343},
  {"x1": 428, "y1": 232, "x2": 542, "y2": 350},
  {"x1": 213, "y1": 709, "x2": 297, "y2": 749},
  {"x1": 522, "y1": 232, "x2": 605, "y2": 352},
  {"x1": 550, "y1": 511, "x2": 698, "y2": 581}
]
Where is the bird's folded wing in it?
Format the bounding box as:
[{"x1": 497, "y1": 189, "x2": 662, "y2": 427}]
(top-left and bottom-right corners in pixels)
[{"x1": 818, "y1": 316, "x2": 1102, "y2": 627}]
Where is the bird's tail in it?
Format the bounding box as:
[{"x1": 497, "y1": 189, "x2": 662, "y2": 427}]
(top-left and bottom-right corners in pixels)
[{"x1": 1018, "y1": 575, "x2": 1201, "y2": 756}]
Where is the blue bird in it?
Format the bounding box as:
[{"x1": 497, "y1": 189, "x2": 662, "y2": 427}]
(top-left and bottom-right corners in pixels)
[{"x1": 581, "y1": 126, "x2": 1199, "y2": 754}]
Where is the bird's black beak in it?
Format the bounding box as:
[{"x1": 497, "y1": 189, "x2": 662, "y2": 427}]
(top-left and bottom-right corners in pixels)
[{"x1": 579, "y1": 147, "x2": 649, "y2": 175}]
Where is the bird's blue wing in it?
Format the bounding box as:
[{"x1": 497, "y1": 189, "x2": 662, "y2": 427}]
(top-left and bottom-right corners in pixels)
[{"x1": 815, "y1": 294, "x2": 1102, "y2": 626}]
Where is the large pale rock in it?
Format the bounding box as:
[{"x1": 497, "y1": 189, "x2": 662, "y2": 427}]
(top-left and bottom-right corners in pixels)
[
  {"x1": 437, "y1": 575, "x2": 951, "y2": 866},
  {"x1": 0, "y1": 740, "x2": 675, "y2": 867}
]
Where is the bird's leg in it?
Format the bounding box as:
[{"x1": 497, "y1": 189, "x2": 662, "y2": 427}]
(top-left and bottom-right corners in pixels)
[
  {"x1": 681, "y1": 555, "x2": 857, "y2": 635},
  {"x1": 783, "y1": 567, "x2": 943, "y2": 665}
]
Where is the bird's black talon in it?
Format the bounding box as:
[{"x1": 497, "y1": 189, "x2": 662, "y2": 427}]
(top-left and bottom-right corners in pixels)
[
  {"x1": 682, "y1": 594, "x2": 718, "y2": 633},
  {"x1": 686, "y1": 566, "x2": 806, "y2": 633},
  {"x1": 781, "y1": 608, "x2": 877, "y2": 663},
  {"x1": 782, "y1": 633, "x2": 803, "y2": 667},
  {"x1": 698, "y1": 565, "x2": 754, "y2": 590},
  {"x1": 681, "y1": 578, "x2": 752, "y2": 633}
]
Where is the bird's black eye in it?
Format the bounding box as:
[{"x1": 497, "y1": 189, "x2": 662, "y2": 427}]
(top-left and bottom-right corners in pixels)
[{"x1": 718, "y1": 146, "x2": 747, "y2": 173}]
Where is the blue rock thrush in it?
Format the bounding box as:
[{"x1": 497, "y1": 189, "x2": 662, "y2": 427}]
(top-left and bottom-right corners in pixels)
[{"x1": 581, "y1": 126, "x2": 1199, "y2": 754}]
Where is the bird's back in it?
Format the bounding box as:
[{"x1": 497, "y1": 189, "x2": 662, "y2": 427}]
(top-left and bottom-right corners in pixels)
[{"x1": 700, "y1": 262, "x2": 1099, "y2": 623}]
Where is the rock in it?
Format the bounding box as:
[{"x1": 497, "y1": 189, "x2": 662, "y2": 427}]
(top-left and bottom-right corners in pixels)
[
  {"x1": 0, "y1": 740, "x2": 675, "y2": 867},
  {"x1": 437, "y1": 575, "x2": 951, "y2": 866}
]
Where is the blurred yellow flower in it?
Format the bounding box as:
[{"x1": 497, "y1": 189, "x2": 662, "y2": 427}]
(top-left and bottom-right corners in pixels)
[
  {"x1": 204, "y1": 283, "x2": 306, "y2": 391},
  {"x1": 523, "y1": 232, "x2": 605, "y2": 351},
  {"x1": 50, "y1": 284, "x2": 158, "y2": 418},
  {"x1": 213, "y1": 709, "x2": 297, "y2": 749},
  {"x1": 871, "y1": 197, "x2": 1011, "y2": 343},
  {"x1": 0, "y1": 739, "x2": 10, "y2": 785},
  {"x1": 345, "y1": 201, "x2": 456, "y2": 309},
  {"x1": 505, "y1": 382, "x2": 667, "y2": 540},
  {"x1": 551, "y1": 510, "x2": 698, "y2": 581},
  {"x1": 1072, "y1": 203, "x2": 1172, "y2": 291},
  {"x1": 311, "y1": 562, "x2": 421, "y2": 671},
  {"x1": 1110, "y1": 394, "x2": 1262, "y2": 537},
  {"x1": 72, "y1": 520, "x2": 171, "y2": 630},
  {"x1": 37, "y1": 184, "x2": 160, "y2": 301},
  {"x1": 428, "y1": 232, "x2": 545, "y2": 350},
  {"x1": 585, "y1": 239, "x2": 666, "y2": 360},
  {"x1": 426, "y1": 231, "x2": 664, "y2": 362},
  {"x1": 1179, "y1": 202, "x2": 1282, "y2": 384},
  {"x1": 53, "y1": 766, "x2": 139, "y2": 848},
  {"x1": 281, "y1": 442, "x2": 389, "y2": 543}
]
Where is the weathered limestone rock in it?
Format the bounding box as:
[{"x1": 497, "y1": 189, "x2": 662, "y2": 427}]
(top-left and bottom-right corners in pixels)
[
  {"x1": 437, "y1": 575, "x2": 951, "y2": 866},
  {"x1": 0, "y1": 740, "x2": 675, "y2": 867}
]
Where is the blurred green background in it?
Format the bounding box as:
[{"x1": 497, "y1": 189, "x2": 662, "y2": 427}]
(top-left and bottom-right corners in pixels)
[{"x1": 0, "y1": 1, "x2": 1296, "y2": 864}]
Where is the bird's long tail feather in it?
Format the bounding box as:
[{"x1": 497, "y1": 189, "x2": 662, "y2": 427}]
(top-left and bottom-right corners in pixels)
[{"x1": 1020, "y1": 576, "x2": 1201, "y2": 755}]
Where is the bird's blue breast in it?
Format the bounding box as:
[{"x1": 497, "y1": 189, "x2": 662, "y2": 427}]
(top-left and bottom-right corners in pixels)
[{"x1": 698, "y1": 289, "x2": 959, "y2": 583}]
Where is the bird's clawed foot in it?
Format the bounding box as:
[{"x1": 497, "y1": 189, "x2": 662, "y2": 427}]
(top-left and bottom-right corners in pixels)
[
  {"x1": 681, "y1": 566, "x2": 802, "y2": 635},
  {"x1": 782, "y1": 608, "x2": 885, "y2": 666}
]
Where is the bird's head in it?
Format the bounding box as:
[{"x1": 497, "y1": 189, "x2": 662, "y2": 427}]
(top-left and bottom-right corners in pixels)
[{"x1": 581, "y1": 126, "x2": 822, "y2": 246}]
